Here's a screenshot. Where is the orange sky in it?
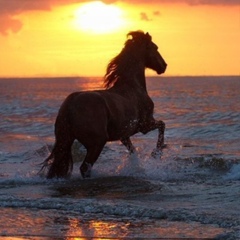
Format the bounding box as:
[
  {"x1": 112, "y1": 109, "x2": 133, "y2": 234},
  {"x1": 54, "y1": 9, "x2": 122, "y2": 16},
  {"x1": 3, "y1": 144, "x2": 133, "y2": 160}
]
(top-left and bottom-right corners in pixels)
[{"x1": 0, "y1": 0, "x2": 239, "y2": 77}]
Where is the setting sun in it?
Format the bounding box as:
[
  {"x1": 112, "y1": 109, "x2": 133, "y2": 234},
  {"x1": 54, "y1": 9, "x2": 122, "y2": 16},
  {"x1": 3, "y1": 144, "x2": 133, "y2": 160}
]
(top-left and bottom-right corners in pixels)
[
  {"x1": 0, "y1": 1, "x2": 239, "y2": 77},
  {"x1": 73, "y1": 1, "x2": 125, "y2": 34}
]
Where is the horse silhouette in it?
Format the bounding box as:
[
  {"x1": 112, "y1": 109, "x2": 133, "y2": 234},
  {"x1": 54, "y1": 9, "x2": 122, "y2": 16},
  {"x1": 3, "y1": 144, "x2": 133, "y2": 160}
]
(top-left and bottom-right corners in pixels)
[{"x1": 41, "y1": 31, "x2": 167, "y2": 179}]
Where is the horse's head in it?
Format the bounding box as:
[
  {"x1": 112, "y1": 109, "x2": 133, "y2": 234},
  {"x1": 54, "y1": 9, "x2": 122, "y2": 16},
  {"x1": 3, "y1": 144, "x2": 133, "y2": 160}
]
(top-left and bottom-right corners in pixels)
[
  {"x1": 127, "y1": 31, "x2": 167, "y2": 74},
  {"x1": 104, "y1": 31, "x2": 167, "y2": 88}
]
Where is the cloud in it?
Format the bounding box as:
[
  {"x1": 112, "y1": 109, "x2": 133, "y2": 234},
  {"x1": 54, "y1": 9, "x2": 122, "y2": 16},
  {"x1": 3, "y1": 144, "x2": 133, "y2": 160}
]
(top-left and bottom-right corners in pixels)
[
  {"x1": 0, "y1": 0, "x2": 94, "y2": 35},
  {"x1": 153, "y1": 11, "x2": 161, "y2": 16},
  {"x1": 98, "y1": 0, "x2": 240, "y2": 4},
  {"x1": 0, "y1": 0, "x2": 52, "y2": 35},
  {"x1": 0, "y1": 14, "x2": 23, "y2": 36},
  {"x1": 0, "y1": 0, "x2": 52, "y2": 14},
  {"x1": 186, "y1": 0, "x2": 240, "y2": 5},
  {"x1": 140, "y1": 11, "x2": 162, "y2": 21},
  {"x1": 120, "y1": 0, "x2": 240, "y2": 4},
  {"x1": 140, "y1": 12, "x2": 151, "y2": 21},
  {"x1": 0, "y1": 0, "x2": 238, "y2": 35}
]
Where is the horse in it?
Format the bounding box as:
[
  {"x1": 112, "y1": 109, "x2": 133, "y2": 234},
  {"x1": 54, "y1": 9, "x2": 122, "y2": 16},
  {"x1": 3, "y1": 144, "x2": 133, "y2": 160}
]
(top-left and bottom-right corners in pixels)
[{"x1": 40, "y1": 31, "x2": 167, "y2": 179}]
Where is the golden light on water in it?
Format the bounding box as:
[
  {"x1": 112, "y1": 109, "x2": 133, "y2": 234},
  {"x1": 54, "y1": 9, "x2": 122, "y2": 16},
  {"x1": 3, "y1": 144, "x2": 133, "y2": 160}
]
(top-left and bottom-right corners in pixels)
[
  {"x1": 65, "y1": 218, "x2": 129, "y2": 239},
  {"x1": 63, "y1": 217, "x2": 225, "y2": 239}
]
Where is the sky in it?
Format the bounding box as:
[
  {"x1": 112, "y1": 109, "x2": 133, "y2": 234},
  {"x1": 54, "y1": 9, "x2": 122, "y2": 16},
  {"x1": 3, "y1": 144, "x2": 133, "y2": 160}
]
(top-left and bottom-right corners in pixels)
[{"x1": 0, "y1": 0, "x2": 239, "y2": 77}]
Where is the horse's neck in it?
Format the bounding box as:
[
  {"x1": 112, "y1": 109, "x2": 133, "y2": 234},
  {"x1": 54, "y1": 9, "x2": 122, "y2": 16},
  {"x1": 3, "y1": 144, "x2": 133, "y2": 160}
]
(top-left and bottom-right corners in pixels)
[
  {"x1": 135, "y1": 71, "x2": 147, "y2": 91},
  {"x1": 112, "y1": 67, "x2": 147, "y2": 93}
]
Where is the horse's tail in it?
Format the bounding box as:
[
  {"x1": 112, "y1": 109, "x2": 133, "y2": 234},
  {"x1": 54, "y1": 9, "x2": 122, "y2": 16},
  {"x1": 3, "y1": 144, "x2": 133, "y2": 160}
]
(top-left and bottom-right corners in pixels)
[
  {"x1": 38, "y1": 146, "x2": 55, "y2": 175},
  {"x1": 39, "y1": 98, "x2": 74, "y2": 179}
]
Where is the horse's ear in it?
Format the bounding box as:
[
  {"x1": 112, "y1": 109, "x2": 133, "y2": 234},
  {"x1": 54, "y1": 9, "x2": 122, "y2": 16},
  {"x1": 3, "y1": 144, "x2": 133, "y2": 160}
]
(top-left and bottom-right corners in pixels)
[{"x1": 145, "y1": 32, "x2": 152, "y2": 41}]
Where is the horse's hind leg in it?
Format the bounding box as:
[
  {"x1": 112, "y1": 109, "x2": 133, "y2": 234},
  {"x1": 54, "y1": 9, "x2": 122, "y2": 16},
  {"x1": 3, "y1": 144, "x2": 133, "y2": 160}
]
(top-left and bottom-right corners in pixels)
[{"x1": 80, "y1": 143, "x2": 105, "y2": 178}]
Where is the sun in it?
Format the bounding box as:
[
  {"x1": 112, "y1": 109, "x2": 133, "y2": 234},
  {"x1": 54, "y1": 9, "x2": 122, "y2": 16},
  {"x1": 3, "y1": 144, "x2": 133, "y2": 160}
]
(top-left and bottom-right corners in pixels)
[{"x1": 73, "y1": 1, "x2": 125, "y2": 34}]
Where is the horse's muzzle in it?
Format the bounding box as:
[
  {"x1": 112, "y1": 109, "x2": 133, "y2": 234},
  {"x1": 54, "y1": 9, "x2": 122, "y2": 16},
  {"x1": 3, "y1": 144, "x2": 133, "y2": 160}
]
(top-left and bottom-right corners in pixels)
[{"x1": 157, "y1": 63, "x2": 167, "y2": 74}]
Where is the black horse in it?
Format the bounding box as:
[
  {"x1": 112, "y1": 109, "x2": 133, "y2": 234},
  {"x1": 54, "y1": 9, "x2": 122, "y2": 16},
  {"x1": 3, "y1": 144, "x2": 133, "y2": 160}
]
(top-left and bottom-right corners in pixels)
[{"x1": 41, "y1": 31, "x2": 167, "y2": 179}]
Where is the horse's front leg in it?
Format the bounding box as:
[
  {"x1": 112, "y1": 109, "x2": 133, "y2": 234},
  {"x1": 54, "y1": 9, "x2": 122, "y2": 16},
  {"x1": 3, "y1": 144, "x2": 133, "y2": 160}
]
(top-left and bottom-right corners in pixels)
[
  {"x1": 152, "y1": 120, "x2": 166, "y2": 157},
  {"x1": 121, "y1": 137, "x2": 136, "y2": 154},
  {"x1": 141, "y1": 119, "x2": 166, "y2": 157}
]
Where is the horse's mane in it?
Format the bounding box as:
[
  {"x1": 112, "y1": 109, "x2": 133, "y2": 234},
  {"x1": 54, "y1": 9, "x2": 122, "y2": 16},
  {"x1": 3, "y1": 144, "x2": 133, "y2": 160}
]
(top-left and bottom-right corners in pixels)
[{"x1": 103, "y1": 31, "x2": 151, "y2": 89}]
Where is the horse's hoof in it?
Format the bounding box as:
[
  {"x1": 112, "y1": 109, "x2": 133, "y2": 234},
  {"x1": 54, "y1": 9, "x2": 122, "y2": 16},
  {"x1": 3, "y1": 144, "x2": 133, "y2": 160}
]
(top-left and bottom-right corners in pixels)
[
  {"x1": 80, "y1": 162, "x2": 92, "y2": 179},
  {"x1": 81, "y1": 171, "x2": 91, "y2": 179},
  {"x1": 151, "y1": 148, "x2": 163, "y2": 158},
  {"x1": 162, "y1": 144, "x2": 168, "y2": 149}
]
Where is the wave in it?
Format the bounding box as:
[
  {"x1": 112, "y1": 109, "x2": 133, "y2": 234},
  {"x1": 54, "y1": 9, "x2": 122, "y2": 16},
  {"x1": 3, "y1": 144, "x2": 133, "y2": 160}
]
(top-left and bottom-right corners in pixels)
[
  {"x1": 0, "y1": 143, "x2": 240, "y2": 239},
  {"x1": 1, "y1": 180, "x2": 239, "y2": 237}
]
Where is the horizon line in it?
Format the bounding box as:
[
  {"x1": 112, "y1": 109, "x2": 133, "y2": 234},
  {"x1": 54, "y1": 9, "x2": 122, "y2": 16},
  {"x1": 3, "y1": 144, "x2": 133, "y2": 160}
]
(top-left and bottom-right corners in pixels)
[{"x1": 0, "y1": 74, "x2": 239, "y2": 79}]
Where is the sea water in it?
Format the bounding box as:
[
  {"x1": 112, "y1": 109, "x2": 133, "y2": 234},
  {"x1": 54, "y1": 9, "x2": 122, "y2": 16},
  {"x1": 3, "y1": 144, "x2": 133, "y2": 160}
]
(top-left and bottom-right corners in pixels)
[{"x1": 0, "y1": 76, "x2": 239, "y2": 239}]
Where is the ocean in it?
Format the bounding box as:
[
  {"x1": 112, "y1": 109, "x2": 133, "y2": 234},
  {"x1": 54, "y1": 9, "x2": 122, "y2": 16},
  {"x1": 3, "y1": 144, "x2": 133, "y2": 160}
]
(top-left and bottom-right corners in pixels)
[{"x1": 0, "y1": 76, "x2": 239, "y2": 239}]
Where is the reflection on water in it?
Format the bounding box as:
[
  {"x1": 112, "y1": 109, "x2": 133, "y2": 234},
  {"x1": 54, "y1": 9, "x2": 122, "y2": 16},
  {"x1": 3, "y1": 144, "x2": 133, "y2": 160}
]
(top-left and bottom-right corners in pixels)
[
  {"x1": 66, "y1": 218, "x2": 130, "y2": 239},
  {"x1": 0, "y1": 77, "x2": 103, "y2": 155},
  {"x1": 0, "y1": 207, "x2": 226, "y2": 239},
  {"x1": 65, "y1": 218, "x2": 226, "y2": 239},
  {"x1": 75, "y1": 77, "x2": 103, "y2": 91},
  {"x1": 0, "y1": 76, "x2": 239, "y2": 159}
]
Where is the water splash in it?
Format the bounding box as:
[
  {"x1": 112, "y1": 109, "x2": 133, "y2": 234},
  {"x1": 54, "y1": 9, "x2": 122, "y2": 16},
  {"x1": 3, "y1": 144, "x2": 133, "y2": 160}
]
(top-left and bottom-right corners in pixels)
[{"x1": 224, "y1": 164, "x2": 240, "y2": 180}]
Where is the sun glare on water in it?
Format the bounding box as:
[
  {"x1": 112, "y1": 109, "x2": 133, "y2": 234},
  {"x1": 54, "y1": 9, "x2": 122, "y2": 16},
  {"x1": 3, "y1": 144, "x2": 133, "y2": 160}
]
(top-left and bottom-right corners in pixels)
[{"x1": 73, "y1": 1, "x2": 125, "y2": 34}]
